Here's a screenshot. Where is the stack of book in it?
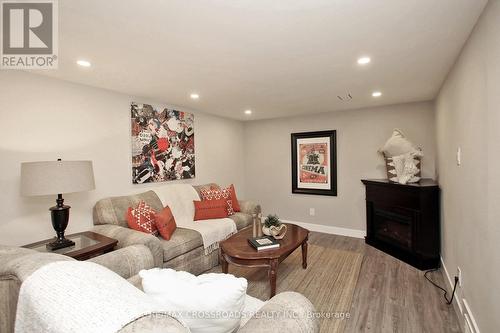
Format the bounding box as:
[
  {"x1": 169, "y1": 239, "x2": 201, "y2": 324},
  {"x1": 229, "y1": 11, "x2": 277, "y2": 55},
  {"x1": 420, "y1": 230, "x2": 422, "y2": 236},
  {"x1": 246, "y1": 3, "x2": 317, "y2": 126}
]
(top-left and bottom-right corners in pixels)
[{"x1": 248, "y1": 236, "x2": 280, "y2": 251}]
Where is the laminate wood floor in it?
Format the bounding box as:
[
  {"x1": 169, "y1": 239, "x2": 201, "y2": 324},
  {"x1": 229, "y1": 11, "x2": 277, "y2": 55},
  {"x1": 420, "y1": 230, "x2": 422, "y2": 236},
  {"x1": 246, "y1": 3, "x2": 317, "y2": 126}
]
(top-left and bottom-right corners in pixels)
[{"x1": 308, "y1": 232, "x2": 461, "y2": 333}]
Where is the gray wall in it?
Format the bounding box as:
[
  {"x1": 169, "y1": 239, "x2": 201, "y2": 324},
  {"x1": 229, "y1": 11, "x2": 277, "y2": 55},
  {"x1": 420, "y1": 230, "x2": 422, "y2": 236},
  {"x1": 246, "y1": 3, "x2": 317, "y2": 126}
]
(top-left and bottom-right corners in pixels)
[
  {"x1": 436, "y1": 0, "x2": 500, "y2": 331},
  {"x1": 244, "y1": 102, "x2": 436, "y2": 232},
  {"x1": 0, "y1": 71, "x2": 246, "y2": 246}
]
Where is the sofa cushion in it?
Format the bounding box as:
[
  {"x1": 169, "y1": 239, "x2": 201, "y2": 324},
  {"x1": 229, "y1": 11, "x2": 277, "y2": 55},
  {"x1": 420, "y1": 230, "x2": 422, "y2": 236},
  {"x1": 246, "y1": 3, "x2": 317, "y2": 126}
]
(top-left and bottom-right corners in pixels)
[
  {"x1": 160, "y1": 228, "x2": 203, "y2": 262},
  {"x1": 155, "y1": 207, "x2": 177, "y2": 240},
  {"x1": 126, "y1": 201, "x2": 158, "y2": 234},
  {"x1": 162, "y1": 246, "x2": 219, "y2": 275},
  {"x1": 93, "y1": 191, "x2": 163, "y2": 227},
  {"x1": 193, "y1": 199, "x2": 229, "y2": 220},
  {"x1": 140, "y1": 268, "x2": 247, "y2": 333},
  {"x1": 228, "y1": 212, "x2": 253, "y2": 230},
  {"x1": 199, "y1": 187, "x2": 235, "y2": 215}
]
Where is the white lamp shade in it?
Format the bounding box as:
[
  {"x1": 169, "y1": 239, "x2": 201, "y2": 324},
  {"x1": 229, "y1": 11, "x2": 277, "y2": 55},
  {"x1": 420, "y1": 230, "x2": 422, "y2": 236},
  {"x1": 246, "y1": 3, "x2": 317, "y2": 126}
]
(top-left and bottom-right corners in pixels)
[{"x1": 21, "y1": 160, "x2": 95, "y2": 196}]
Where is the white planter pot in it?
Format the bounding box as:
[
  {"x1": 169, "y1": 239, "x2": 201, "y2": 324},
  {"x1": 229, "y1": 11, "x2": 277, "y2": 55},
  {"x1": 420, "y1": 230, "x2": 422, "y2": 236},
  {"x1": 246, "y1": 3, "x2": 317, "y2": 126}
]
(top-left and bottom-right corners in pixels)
[
  {"x1": 262, "y1": 224, "x2": 287, "y2": 239},
  {"x1": 262, "y1": 226, "x2": 272, "y2": 236}
]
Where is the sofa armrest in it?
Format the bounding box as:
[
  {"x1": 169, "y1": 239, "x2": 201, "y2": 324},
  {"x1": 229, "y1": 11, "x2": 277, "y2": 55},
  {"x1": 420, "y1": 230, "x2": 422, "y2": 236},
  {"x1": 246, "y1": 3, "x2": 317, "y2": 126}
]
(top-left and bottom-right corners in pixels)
[
  {"x1": 238, "y1": 200, "x2": 262, "y2": 216},
  {"x1": 91, "y1": 225, "x2": 163, "y2": 267},
  {"x1": 0, "y1": 245, "x2": 72, "y2": 282},
  {"x1": 0, "y1": 246, "x2": 73, "y2": 333},
  {"x1": 239, "y1": 292, "x2": 319, "y2": 333},
  {"x1": 88, "y1": 244, "x2": 155, "y2": 280}
]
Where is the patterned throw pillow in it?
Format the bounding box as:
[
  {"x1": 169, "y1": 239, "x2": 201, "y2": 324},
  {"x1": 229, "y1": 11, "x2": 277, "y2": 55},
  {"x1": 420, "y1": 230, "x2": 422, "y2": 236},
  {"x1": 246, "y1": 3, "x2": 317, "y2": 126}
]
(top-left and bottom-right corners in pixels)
[
  {"x1": 200, "y1": 187, "x2": 234, "y2": 216},
  {"x1": 126, "y1": 201, "x2": 158, "y2": 234},
  {"x1": 385, "y1": 154, "x2": 422, "y2": 184},
  {"x1": 155, "y1": 206, "x2": 177, "y2": 240}
]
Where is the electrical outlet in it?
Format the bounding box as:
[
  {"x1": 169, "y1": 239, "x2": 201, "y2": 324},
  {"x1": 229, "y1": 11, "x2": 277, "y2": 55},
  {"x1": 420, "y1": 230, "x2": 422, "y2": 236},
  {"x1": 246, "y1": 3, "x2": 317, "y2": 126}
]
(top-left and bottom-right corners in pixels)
[
  {"x1": 457, "y1": 267, "x2": 463, "y2": 287},
  {"x1": 309, "y1": 208, "x2": 315, "y2": 216},
  {"x1": 457, "y1": 147, "x2": 462, "y2": 166}
]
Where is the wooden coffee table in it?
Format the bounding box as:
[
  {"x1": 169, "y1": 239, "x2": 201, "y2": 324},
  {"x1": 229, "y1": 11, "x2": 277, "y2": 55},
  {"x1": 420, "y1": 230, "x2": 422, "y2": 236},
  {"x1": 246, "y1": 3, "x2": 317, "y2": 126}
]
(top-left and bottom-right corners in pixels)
[{"x1": 220, "y1": 223, "x2": 309, "y2": 298}]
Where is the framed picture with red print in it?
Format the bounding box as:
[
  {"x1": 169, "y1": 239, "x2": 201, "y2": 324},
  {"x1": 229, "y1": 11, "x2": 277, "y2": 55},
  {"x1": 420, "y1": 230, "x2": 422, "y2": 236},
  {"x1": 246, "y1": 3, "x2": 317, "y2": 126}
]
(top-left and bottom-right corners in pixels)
[{"x1": 291, "y1": 130, "x2": 337, "y2": 196}]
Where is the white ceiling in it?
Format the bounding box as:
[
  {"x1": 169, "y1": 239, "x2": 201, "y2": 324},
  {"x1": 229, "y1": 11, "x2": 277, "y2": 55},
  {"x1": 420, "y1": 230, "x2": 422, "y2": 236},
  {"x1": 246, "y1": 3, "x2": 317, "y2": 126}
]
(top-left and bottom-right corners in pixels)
[{"x1": 39, "y1": 0, "x2": 487, "y2": 120}]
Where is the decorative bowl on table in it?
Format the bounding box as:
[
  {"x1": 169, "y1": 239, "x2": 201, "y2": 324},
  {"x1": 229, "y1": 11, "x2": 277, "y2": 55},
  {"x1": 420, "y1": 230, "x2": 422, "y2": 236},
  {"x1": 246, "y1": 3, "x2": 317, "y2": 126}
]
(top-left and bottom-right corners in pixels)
[{"x1": 262, "y1": 214, "x2": 287, "y2": 240}]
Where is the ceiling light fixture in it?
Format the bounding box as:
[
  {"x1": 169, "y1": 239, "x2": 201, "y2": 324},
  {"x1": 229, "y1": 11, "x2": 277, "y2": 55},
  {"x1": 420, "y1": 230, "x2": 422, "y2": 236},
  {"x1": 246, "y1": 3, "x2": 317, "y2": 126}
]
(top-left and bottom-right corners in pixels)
[
  {"x1": 357, "y1": 57, "x2": 371, "y2": 65},
  {"x1": 190, "y1": 93, "x2": 200, "y2": 100},
  {"x1": 372, "y1": 91, "x2": 382, "y2": 97},
  {"x1": 244, "y1": 109, "x2": 252, "y2": 115},
  {"x1": 76, "y1": 60, "x2": 91, "y2": 67}
]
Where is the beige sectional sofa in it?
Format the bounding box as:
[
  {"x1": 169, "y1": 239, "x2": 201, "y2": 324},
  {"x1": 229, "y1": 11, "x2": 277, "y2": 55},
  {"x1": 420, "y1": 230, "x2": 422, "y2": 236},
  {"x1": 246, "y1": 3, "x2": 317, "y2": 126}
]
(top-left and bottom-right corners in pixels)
[
  {"x1": 91, "y1": 184, "x2": 260, "y2": 274},
  {"x1": 0, "y1": 244, "x2": 319, "y2": 333},
  {"x1": 0, "y1": 183, "x2": 320, "y2": 332}
]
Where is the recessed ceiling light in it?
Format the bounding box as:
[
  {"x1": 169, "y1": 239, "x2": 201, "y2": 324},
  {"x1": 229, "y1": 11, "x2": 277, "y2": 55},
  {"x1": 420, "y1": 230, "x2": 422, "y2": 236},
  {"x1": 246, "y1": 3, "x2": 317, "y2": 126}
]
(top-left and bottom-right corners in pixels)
[
  {"x1": 76, "y1": 60, "x2": 91, "y2": 67},
  {"x1": 357, "y1": 57, "x2": 371, "y2": 65},
  {"x1": 372, "y1": 91, "x2": 382, "y2": 97},
  {"x1": 244, "y1": 109, "x2": 252, "y2": 115},
  {"x1": 190, "y1": 93, "x2": 199, "y2": 100}
]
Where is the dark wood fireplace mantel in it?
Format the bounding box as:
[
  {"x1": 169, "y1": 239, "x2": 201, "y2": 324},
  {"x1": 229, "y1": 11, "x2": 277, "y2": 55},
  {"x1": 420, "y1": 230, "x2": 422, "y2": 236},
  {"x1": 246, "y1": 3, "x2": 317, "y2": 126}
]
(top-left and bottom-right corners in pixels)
[{"x1": 362, "y1": 179, "x2": 440, "y2": 270}]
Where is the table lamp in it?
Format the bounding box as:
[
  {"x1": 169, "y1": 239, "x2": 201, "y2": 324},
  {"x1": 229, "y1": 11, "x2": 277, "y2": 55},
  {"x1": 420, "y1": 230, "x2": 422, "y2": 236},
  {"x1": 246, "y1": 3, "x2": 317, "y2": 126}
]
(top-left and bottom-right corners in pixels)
[{"x1": 20, "y1": 159, "x2": 95, "y2": 250}]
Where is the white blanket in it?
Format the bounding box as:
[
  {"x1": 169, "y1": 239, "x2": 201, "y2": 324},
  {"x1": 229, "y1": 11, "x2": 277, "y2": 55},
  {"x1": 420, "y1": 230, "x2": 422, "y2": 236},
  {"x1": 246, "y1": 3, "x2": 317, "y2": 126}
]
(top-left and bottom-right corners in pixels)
[
  {"x1": 153, "y1": 184, "x2": 237, "y2": 254},
  {"x1": 15, "y1": 261, "x2": 179, "y2": 333}
]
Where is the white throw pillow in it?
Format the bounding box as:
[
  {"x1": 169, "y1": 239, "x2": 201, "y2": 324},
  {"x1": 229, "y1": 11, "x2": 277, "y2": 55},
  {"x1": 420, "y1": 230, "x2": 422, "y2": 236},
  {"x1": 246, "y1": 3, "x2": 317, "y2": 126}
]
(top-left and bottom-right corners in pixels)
[
  {"x1": 379, "y1": 129, "x2": 418, "y2": 157},
  {"x1": 140, "y1": 268, "x2": 248, "y2": 333}
]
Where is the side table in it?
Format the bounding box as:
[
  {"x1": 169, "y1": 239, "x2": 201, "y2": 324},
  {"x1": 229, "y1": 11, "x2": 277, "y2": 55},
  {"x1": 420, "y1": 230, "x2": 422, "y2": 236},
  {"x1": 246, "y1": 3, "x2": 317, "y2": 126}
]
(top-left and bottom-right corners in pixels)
[{"x1": 23, "y1": 231, "x2": 118, "y2": 261}]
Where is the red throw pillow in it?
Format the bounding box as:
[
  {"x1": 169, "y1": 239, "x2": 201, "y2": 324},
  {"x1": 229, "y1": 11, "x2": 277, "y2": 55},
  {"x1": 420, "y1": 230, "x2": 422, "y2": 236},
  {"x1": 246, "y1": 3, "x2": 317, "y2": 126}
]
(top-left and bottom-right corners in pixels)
[
  {"x1": 193, "y1": 199, "x2": 228, "y2": 220},
  {"x1": 126, "y1": 201, "x2": 158, "y2": 234},
  {"x1": 200, "y1": 187, "x2": 234, "y2": 215},
  {"x1": 228, "y1": 184, "x2": 241, "y2": 212},
  {"x1": 155, "y1": 206, "x2": 177, "y2": 240}
]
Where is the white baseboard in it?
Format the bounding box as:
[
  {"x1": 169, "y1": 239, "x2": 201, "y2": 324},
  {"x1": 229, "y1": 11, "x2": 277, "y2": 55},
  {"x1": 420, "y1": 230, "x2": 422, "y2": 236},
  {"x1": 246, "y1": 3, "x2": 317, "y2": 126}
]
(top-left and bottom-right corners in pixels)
[
  {"x1": 440, "y1": 257, "x2": 463, "y2": 315},
  {"x1": 279, "y1": 219, "x2": 366, "y2": 239},
  {"x1": 463, "y1": 299, "x2": 481, "y2": 333},
  {"x1": 440, "y1": 257, "x2": 481, "y2": 333}
]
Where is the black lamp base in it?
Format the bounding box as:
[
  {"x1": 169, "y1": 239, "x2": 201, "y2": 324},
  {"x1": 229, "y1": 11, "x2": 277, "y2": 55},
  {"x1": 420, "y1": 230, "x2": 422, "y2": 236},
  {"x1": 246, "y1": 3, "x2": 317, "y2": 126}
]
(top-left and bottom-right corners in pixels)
[
  {"x1": 46, "y1": 237, "x2": 75, "y2": 251},
  {"x1": 47, "y1": 193, "x2": 74, "y2": 251}
]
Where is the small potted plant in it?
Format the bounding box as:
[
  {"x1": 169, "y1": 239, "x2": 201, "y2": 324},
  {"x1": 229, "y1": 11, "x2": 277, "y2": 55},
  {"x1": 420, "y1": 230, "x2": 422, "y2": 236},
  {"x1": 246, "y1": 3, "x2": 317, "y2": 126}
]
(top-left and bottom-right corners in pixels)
[{"x1": 263, "y1": 214, "x2": 287, "y2": 239}]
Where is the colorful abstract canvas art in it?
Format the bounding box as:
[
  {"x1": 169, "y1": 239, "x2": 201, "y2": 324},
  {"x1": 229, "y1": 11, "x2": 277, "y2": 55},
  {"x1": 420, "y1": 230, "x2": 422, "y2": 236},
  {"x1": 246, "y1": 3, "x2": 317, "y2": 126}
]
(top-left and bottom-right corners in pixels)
[{"x1": 131, "y1": 102, "x2": 195, "y2": 184}]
